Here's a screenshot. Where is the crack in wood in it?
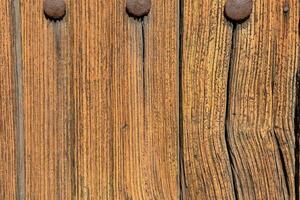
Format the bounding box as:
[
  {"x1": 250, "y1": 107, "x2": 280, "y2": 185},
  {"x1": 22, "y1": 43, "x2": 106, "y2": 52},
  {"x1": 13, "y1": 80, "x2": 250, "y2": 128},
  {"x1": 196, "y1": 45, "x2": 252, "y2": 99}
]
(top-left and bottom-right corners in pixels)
[
  {"x1": 274, "y1": 133, "x2": 291, "y2": 197},
  {"x1": 141, "y1": 19, "x2": 146, "y2": 100},
  {"x1": 225, "y1": 23, "x2": 239, "y2": 200},
  {"x1": 178, "y1": 0, "x2": 187, "y2": 198}
]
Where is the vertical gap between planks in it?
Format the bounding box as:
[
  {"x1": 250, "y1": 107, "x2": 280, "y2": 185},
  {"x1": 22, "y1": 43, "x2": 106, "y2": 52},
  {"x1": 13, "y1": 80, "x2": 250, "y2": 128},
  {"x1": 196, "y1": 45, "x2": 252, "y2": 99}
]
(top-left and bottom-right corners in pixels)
[
  {"x1": 224, "y1": 23, "x2": 238, "y2": 200},
  {"x1": 178, "y1": 0, "x2": 186, "y2": 198},
  {"x1": 12, "y1": 0, "x2": 25, "y2": 199},
  {"x1": 295, "y1": 70, "x2": 300, "y2": 200}
]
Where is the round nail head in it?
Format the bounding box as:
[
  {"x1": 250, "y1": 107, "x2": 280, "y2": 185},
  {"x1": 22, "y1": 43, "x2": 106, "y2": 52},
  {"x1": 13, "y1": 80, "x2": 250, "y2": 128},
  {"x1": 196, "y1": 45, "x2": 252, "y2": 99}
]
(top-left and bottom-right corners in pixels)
[
  {"x1": 126, "y1": 0, "x2": 151, "y2": 18},
  {"x1": 44, "y1": 0, "x2": 66, "y2": 20},
  {"x1": 224, "y1": 0, "x2": 253, "y2": 22},
  {"x1": 283, "y1": 4, "x2": 289, "y2": 13}
]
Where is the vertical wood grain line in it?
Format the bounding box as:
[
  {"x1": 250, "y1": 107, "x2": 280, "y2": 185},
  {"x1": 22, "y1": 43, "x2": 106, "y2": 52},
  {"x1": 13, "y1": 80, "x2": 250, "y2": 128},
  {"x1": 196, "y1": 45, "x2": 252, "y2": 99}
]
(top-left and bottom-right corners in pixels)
[
  {"x1": 12, "y1": 0, "x2": 24, "y2": 199},
  {"x1": 178, "y1": 0, "x2": 186, "y2": 198}
]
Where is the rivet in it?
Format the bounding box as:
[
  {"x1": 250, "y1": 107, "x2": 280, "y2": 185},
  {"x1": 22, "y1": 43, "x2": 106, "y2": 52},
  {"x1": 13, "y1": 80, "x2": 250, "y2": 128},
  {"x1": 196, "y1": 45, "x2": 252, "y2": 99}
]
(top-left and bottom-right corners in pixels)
[
  {"x1": 224, "y1": 0, "x2": 253, "y2": 23},
  {"x1": 126, "y1": 0, "x2": 151, "y2": 18},
  {"x1": 44, "y1": 0, "x2": 66, "y2": 20},
  {"x1": 283, "y1": 3, "x2": 289, "y2": 13}
]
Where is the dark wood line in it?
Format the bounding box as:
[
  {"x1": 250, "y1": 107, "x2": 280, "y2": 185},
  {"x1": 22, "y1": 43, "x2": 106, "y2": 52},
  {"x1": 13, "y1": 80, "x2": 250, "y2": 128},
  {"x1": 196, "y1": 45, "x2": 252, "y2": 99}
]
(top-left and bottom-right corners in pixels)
[
  {"x1": 178, "y1": 0, "x2": 186, "y2": 198},
  {"x1": 12, "y1": 0, "x2": 25, "y2": 199},
  {"x1": 295, "y1": 70, "x2": 300, "y2": 200},
  {"x1": 225, "y1": 23, "x2": 238, "y2": 200},
  {"x1": 274, "y1": 133, "x2": 290, "y2": 196}
]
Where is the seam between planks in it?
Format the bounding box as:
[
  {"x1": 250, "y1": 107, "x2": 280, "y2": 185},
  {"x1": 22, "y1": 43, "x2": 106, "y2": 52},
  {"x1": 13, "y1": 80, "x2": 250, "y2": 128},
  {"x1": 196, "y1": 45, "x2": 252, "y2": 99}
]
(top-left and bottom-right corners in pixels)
[
  {"x1": 12, "y1": 0, "x2": 24, "y2": 199},
  {"x1": 178, "y1": 0, "x2": 186, "y2": 198},
  {"x1": 295, "y1": 70, "x2": 300, "y2": 200}
]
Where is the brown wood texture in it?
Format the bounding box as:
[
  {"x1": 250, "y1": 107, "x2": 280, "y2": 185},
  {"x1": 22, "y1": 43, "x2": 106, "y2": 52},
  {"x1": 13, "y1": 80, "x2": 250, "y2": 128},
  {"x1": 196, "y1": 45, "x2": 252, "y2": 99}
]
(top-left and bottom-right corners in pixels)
[
  {"x1": 181, "y1": 0, "x2": 236, "y2": 199},
  {"x1": 0, "y1": 1, "x2": 17, "y2": 199},
  {"x1": 226, "y1": 0, "x2": 299, "y2": 199},
  {"x1": 19, "y1": 0, "x2": 178, "y2": 199},
  {"x1": 20, "y1": 0, "x2": 73, "y2": 199},
  {"x1": 0, "y1": 0, "x2": 299, "y2": 199},
  {"x1": 182, "y1": 0, "x2": 299, "y2": 199}
]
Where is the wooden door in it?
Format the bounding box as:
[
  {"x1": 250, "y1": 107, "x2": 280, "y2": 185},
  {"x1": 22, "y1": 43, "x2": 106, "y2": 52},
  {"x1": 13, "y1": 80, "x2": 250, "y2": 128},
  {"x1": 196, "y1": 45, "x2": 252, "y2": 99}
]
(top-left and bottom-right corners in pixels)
[{"x1": 0, "y1": 0, "x2": 299, "y2": 199}]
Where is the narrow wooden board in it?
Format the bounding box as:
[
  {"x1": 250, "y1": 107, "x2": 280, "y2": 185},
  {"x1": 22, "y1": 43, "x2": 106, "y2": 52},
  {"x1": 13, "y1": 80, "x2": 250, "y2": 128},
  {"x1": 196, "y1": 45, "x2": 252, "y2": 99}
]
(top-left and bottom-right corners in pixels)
[
  {"x1": 182, "y1": 0, "x2": 235, "y2": 199},
  {"x1": 0, "y1": 1, "x2": 17, "y2": 199},
  {"x1": 227, "y1": 0, "x2": 299, "y2": 199},
  {"x1": 20, "y1": 1, "x2": 74, "y2": 199}
]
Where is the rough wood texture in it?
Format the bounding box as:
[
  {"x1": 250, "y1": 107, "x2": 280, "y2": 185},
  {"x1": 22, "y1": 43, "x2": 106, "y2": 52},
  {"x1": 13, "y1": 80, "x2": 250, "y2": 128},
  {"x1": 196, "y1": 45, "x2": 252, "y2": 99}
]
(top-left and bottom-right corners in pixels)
[
  {"x1": 227, "y1": 0, "x2": 299, "y2": 199},
  {"x1": 20, "y1": 0, "x2": 73, "y2": 199},
  {"x1": 182, "y1": 0, "x2": 236, "y2": 199},
  {"x1": 0, "y1": 0, "x2": 298, "y2": 199},
  {"x1": 20, "y1": 0, "x2": 178, "y2": 199},
  {"x1": 0, "y1": 1, "x2": 17, "y2": 199},
  {"x1": 69, "y1": 0, "x2": 178, "y2": 198}
]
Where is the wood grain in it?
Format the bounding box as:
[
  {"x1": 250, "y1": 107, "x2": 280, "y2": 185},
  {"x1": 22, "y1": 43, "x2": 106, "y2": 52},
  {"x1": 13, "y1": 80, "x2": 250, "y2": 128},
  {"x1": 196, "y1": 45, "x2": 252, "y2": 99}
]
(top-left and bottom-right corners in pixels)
[
  {"x1": 69, "y1": 0, "x2": 179, "y2": 199},
  {"x1": 182, "y1": 0, "x2": 235, "y2": 199},
  {"x1": 20, "y1": 0, "x2": 178, "y2": 199},
  {"x1": 0, "y1": 1, "x2": 17, "y2": 199},
  {"x1": 227, "y1": 0, "x2": 299, "y2": 199},
  {"x1": 5, "y1": 0, "x2": 299, "y2": 199},
  {"x1": 20, "y1": 0, "x2": 74, "y2": 199}
]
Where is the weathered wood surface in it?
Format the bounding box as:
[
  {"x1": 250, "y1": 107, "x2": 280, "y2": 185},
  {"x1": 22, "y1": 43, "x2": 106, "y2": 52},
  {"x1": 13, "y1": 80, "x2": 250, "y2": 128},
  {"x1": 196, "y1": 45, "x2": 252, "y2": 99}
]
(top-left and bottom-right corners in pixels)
[
  {"x1": 20, "y1": 0, "x2": 73, "y2": 198},
  {"x1": 226, "y1": 0, "x2": 299, "y2": 199},
  {"x1": 181, "y1": 0, "x2": 235, "y2": 199},
  {"x1": 0, "y1": 0, "x2": 298, "y2": 199},
  {"x1": 19, "y1": 0, "x2": 178, "y2": 199},
  {"x1": 0, "y1": 1, "x2": 17, "y2": 199}
]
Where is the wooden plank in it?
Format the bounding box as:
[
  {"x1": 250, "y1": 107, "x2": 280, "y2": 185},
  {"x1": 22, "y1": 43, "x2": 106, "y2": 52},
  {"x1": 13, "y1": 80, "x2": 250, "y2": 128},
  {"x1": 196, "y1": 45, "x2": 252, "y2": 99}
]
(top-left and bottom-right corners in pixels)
[
  {"x1": 227, "y1": 0, "x2": 299, "y2": 199},
  {"x1": 130, "y1": 0, "x2": 179, "y2": 198},
  {"x1": 0, "y1": 1, "x2": 17, "y2": 199},
  {"x1": 182, "y1": 0, "x2": 235, "y2": 199},
  {"x1": 272, "y1": 1, "x2": 299, "y2": 198},
  {"x1": 20, "y1": 1, "x2": 74, "y2": 199},
  {"x1": 69, "y1": 0, "x2": 179, "y2": 199}
]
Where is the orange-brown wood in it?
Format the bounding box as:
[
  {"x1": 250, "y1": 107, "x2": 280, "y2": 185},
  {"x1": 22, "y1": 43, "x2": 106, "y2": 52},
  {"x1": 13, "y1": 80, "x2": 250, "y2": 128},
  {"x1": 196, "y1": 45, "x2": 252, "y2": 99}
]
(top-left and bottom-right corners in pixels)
[
  {"x1": 182, "y1": 0, "x2": 236, "y2": 199},
  {"x1": 0, "y1": 1, "x2": 17, "y2": 199},
  {"x1": 0, "y1": 0, "x2": 298, "y2": 199},
  {"x1": 20, "y1": 0, "x2": 179, "y2": 199},
  {"x1": 227, "y1": 0, "x2": 299, "y2": 199},
  {"x1": 20, "y1": 0, "x2": 73, "y2": 199}
]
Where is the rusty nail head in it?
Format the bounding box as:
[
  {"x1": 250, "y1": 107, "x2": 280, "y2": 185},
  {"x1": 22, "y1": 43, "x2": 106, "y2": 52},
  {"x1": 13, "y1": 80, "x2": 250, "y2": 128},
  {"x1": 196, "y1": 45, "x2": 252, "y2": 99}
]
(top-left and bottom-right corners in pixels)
[
  {"x1": 224, "y1": 0, "x2": 253, "y2": 23},
  {"x1": 283, "y1": 3, "x2": 289, "y2": 13},
  {"x1": 126, "y1": 0, "x2": 151, "y2": 18},
  {"x1": 44, "y1": 0, "x2": 66, "y2": 20}
]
